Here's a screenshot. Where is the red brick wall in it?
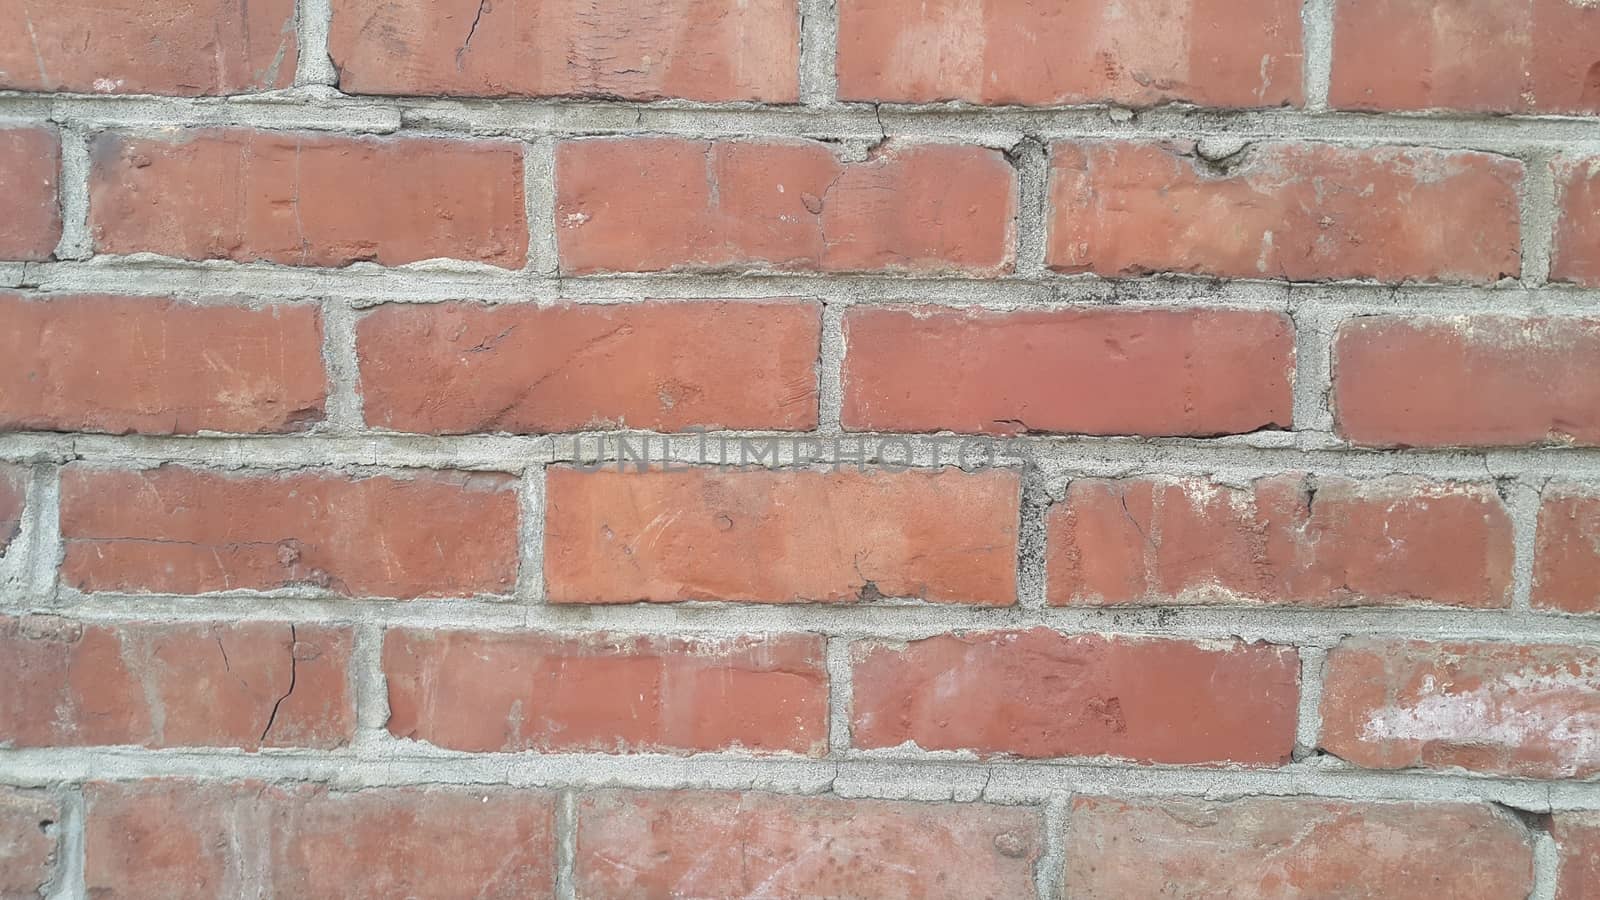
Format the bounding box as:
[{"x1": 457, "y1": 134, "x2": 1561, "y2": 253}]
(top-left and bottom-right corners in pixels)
[{"x1": 2, "y1": 0, "x2": 1599, "y2": 896}]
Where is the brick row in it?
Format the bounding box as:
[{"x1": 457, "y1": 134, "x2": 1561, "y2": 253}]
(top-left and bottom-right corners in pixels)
[
  {"x1": 6, "y1": 615, "x2": 1600, "y2": 779},
  {"x1": 9, "y1": 783, "x2": 1581, "y2": 897},
  {"x1": 5, "y1": 298, "x2": 1600, "y2": 450},
  {"x1": 14, "y1": 463, "x2": 1600, "y2": 609},
  {"x1": 25, "y1": 131, "x2": 1593, "y2": 287},
  {"x1": 10, "y1": 0, "x2": 1595, "y2": 118}
]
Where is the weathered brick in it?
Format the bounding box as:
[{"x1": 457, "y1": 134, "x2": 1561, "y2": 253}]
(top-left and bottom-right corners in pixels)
[
  {"x1": 838, "y1": 0, "x2": 1303, "y2": 108},
  {"x1": 0, "y1": 294, "x2": 326, "y2": 435},
  {"x1": 357, "y1": 300, "x2": 820, "y2": 434},
  {"x1": 1330, "y1": 0, "x2": 1600, "y2": 114},
  {"x1": 851, "y1": 630, "x2": 1299, "y2": 764},
  {"x1": 84, "y1": 781, "x2": 556, "y2": 898},
  {"x1": 576, "y1": 791, "x2": 1040, "y2": 898},
  {"x1": 545, "y1": 465, "x2": 1020, "y2": 605},
  {"x1": 1319, "y1": 638, "x2": 1600, "y2": 778},
  {"x1": 1047, "y1": 141, "x2": 1522, "y2": 283},
  {"x1": 329, "y1": 0, "x2": 798, "y2": 101},
  {"x1": 0, "y1": 615, "x2": 354, "y2": 750},
  {"x1": 0, "y1": 0, "x2": 296, "y2": 95},
  {"x1": 1555, "y1": 811, "x2": 1600, "y2": 900},
  {"x1": 59, "y1": 466, "x2": 519, "y2": 599},
  {"x1": 841, "y1": 307, "x2": 1293, "y2": 436},
  {"x1": 1334, "y1": 316, "x2": 1600, "y2": 448},
  {"x1": 0, "y1": 787, "x2": 59, "y2": 899},
  {"x1": 89, "y1": 130, "x2": 527, "y2": 268},
  {"x1": 1553, "y1": 156, "x2": 1600, "y2": 287},
  {"x1": 384, "y1": 628, "x2": 828, "y2": 754},
  {"x1": 556, "y1": 139, "x2": 1015, "y2": 274},
  {"x1": 1535, "y1": 489, "x2": 1600, "y2": 614},
  {"x1": 1048, "y1": 475, "x2": 1514, "y2": 608},
  {"x1": 1064, "y1": 796, "x2": 1534, "y2": 898},
  {"x1": 0, "y1": 127, "x2": 60, "y2": 261}
]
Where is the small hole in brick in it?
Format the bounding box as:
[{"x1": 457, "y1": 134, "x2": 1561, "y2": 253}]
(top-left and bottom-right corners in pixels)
[{"x1": 38, "y1": 819, "x2": 55, "y2": 835}]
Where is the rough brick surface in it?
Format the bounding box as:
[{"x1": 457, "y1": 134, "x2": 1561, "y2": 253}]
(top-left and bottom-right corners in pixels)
[
  {"x1": 0, "y1": 294, "x2": 325, "y2": 435},
  {"x1": 1330, "y1": 0, "x2": 1600, "y2": 114},
  {"x1": 384, "y1": 629, "x2": 828, "y2": 754},
  {"x1": 84, "y1": 781, "x2": 557, "y2": 898},
  {"x1": 0, "y1": 463, "x2": 22, "y2": 560},
  {"x1": 1334, "y1": 316, "x2": 1600, "y2": 448},
  {"x1": 0, "y1": 0, "x2": 297, "y2": 95},
  {"x1": 0, "y1": 127, "x2": 61, "y2": 261},
  {"x1": 1064, "y1": 796, "x2": 1534, "y2": 898},
  {"x1": 1319, "y1": 638, "x2": 1600, "y2": 778},
  {"x1": 544, "y1": 465, "x2": 1020, "y2": 605},
  {"x1": 838, "y1": 0, "x2": 1303, "y2": 108},
  {"x1": 329, "y1": 0, "x2": 798, "y2": 101},
  {"x1": 851, "y1": 630, "x2": 1299, "y2": 764},
  {"x1": 1554, "y1": 156, "x2": 1600, "y2": 287},
  {"x1": 1535, "y1": 489, "x2": 1600, "y2": 614},
  {"x1": 842, "y1": 307, "x2": 1293, "y2": 436},
  {"x1": 1048, "y1": 475, "x2": 1514, "y2": 608},
  {"x1": 357, "y1": 300, "x2": 820, "y2": 434},
  {"x1": 59, "y1": 466, "x2": 519, "y2": 598},
  {"x1": 0, "y1": 787, "x2": 59, "y2": 899},
  {"x1": 1047, "y1": 141, "x2": 1522, "y2": 283},
  {"x1": 576, "y1": 791, "x2": 1040, "y2": 898},
  {"x1": 9, "y1": 0, "x2": 1600, "y2": 885},
  {"x1": 1555, "y1": 811, "x2": 1600, "y2": 900},
  {"x1": 556, "y1": 139, "x2": 1016, "y2": 274},
  {"x1": 89, "y1": 130, "x2": 527, "y2": 268},
  {"x1": 0, "y1": 615, "x2": 354, "y2": 751}
]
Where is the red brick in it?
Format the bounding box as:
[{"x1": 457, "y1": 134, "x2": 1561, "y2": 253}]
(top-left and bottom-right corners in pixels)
[
  {"x1": 89, "y1": 129, "x2": 526, "y2": 268},
  {"x1": 1535, "y1": 489, "x2": 1600, "y2": 614},
  {"x1": 0, "y1": 128, "x2": 60, "y2": 261},
  {"x1": 1334, "y1": 316, "x2": 1600, "y2": 448},
  {"x1": 842, "y1": 306, "x2": 1293, "y2": 436},
  {"x1": 1330, "y1": 0, "x2": 1600, "y2": 114},
  {"x1": 545, "y1": 465, "x2": 1020, "y2": 605},
  {"x1": 1047, "y1": 141, "x2": 1522, "y2": 283},
  {"x1": 851, "y1": 629, "x2": 1299, "y2": 764},
  {"x1": 839, "y1": 0, "x2": 1302, "y2": 108},
  {"x1": 0, "y1": 294, "x2": 325, "y2": 435},
  {"x1": 1555, "y1": 811, "x2": 1600, "y2": 900},
  {"x1": 576, "y1": 791, "x2": 1040, "y2": 898},
  {"x1": 357, "y1": 300, "x2": 820, "y2": 434},
  {"x1": 0, "y1": 463, "x2": 22, "y2": 559},
  {"x1": 85, "y1": 781, "x2": 556, "y2": 899},
  {"x1": 1319, "y1": 638, "x2": 1600, "y2": 778},
  {"x1": 1064, "y1": 796, "x2": 1534, "y2": 898},
  {"x1": 0, "y1": 615, "x2": 354, "y2": 750},
  {"x1": 329, "y1": 0, "x2": 798, "y2": 101},
  {"x1": 0, "y1": 0, "x2": 296, "y2": 95},
  {"x1": 556, "y1": 138, "x2": 1015, "y2": 275},
  {"x1": 59, "y1": 466, "x2": 519, "y2": 599},
  {"x1": 1048, "y1": 475, "x2": 1514, "y2": 608},
  {"x1": 384, "y1": 628, "x2": 828, "y2": 754},
  {"x1": 1554, "y1": 156, "x2": 1600, "y2": 287},
  {"x1": 0, "y1": 787, "x2": 59, "y2": 898}
]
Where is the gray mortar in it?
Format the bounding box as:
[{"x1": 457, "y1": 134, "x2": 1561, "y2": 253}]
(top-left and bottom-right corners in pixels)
[
  {"x1": 798, "y1": 0, "x2": 840, "y2": 107},
  {"x1": 522, "y1": 138, "x2": 560, "y2": 276},
  {"x1": 1520, "y1": 149, "x2": 1560, "y2": 286},
  {"x1": 517, "y1": 469, "x2": 547, "y2": 603},
  {"x1": 318, "y1": 299, "x2": 364, "y2": 431},
  {"x1": 0, "y1": 8, "x2": 1594, "y2": 895},
  {"x1": 293, "y1": 0, "x2": 338, "y2": 88},
  {"x1": 51, "y1": 127, "x2": 91, "y2": 260},
  {"x1": 1300, "y1": 0, "x2": 1335, "y2": 111}
]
